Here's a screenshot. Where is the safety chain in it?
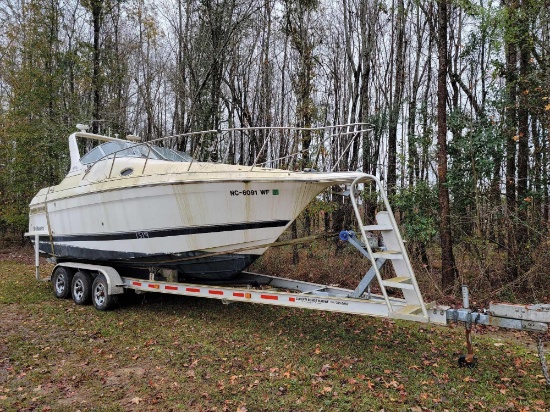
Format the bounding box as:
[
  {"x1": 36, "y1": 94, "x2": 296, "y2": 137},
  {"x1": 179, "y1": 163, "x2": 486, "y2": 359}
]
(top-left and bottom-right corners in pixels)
[{"x1": 536, "y1": 334, "x2": 550, "y2": 387}]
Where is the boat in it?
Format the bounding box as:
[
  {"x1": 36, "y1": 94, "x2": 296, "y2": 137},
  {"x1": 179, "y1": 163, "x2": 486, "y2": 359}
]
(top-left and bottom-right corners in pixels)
[{"x1": 26, "y1": 125, "x2": 365, "y2": 280}]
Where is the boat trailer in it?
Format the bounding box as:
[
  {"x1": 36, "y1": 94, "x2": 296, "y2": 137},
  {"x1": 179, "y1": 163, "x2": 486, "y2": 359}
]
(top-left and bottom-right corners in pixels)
[{"x1": 31, "y1": 174, "x2": 550, "y2": 378}]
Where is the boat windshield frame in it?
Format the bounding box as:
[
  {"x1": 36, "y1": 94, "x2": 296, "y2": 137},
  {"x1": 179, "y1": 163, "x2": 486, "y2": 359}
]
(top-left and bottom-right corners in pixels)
[{"x1": 76, "y1": 123, "x2": 375, "y2": 177}]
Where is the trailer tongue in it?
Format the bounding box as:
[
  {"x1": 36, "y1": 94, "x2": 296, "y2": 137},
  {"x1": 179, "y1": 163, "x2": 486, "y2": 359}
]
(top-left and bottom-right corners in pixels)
[{"x1": 29, "y1": 174, "x2": 550, "y2": 379}]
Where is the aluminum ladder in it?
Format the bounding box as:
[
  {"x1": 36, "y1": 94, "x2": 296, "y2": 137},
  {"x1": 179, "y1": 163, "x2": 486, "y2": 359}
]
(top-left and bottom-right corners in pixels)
[{"x1": 348, "y1": 174, "x2": 429, "y2": 322}]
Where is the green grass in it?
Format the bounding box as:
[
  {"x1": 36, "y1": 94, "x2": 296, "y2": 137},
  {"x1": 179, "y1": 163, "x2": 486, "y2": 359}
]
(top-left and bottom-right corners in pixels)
[
  {"x1": 0, "y1": 261, "x2": 49, "y2": 304},
  {"x1": 0, "y1": 259, "x2": 549, "y2": 411}
]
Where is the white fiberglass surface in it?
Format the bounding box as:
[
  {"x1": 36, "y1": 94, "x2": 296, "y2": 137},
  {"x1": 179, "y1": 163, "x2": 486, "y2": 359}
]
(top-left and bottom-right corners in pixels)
[{"x1": 46, "y1": 181, "x2": 319, "y2": 236}]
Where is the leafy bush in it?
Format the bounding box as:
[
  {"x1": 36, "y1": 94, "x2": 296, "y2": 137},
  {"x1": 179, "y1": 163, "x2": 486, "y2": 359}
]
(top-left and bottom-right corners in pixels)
[{"x1": 393, "y1": 181, "x2": 438, "y2": 245}]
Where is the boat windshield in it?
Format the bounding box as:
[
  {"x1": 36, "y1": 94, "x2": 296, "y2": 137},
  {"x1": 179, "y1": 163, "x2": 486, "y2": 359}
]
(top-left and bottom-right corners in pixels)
[
  {"x1": 151, "y1": 145, "x2": 193, "y2": 162},
  {"x1": 80, "y1": 141, "x2": 192, "y2": 165}
]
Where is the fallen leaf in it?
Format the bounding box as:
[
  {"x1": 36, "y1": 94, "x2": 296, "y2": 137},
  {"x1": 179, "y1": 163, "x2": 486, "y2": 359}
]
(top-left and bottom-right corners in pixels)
[{"x1": 321, "y1": 386, "x2": 332, "y2": 394}]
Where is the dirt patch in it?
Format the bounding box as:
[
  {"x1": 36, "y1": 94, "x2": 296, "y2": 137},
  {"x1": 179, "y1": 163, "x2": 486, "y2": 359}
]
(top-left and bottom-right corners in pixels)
[
  {"x1": 55, "y1": 391, "x2": 91, "y2": 409},
  {"x1": 0, "y1": 242, "x2": 42, "y2": 266},
  {"x1": 104, "y1": 366, "x2": 147, "y2": 386}
]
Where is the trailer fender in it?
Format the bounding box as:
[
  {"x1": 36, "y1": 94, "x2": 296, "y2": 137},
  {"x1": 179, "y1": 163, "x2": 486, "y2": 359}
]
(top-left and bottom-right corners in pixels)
[{"x1": 51, "y1": 263, "x2": 124, "y2": 296}]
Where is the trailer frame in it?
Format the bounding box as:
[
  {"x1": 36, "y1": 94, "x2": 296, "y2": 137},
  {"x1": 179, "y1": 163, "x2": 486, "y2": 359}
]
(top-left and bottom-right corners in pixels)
[{"x1": 44, "y1": 261, "x2": 550, "y2": 335}]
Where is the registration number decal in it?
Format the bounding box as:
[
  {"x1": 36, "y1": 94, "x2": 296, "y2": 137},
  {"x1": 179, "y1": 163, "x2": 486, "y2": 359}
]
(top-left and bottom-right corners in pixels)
[{"x1": 230, "y1": 189, "x2": 275, "y2": 196}]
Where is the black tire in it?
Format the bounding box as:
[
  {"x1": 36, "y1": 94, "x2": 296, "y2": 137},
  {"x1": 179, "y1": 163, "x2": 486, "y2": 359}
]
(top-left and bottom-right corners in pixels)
[
  {"x1": 92, "y1": 274, "x2": 116, "y2": 311},
  {"x1": 51, "y1": 266, "x2": 74, "y2": 299},
  {"x1": 71, "y1": 271, "x2": 93, "y2": 305}
]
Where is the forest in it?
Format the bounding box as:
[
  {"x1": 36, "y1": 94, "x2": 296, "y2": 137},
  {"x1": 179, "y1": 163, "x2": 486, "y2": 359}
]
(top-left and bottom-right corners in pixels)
[{"x1": 0, "y1": 0, "x2": 549, "y2": 294}]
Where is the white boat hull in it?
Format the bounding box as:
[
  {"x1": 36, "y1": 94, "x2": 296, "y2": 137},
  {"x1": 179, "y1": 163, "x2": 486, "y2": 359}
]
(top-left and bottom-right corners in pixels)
[{"x1": 29, "y1": 173, "x2": 352, "y2": 279}]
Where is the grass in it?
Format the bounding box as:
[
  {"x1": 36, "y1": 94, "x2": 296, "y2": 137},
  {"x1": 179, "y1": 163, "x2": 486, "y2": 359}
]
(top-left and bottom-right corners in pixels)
[{"x1": 1, "y1": 254, "x2": 549, "y2": 411}]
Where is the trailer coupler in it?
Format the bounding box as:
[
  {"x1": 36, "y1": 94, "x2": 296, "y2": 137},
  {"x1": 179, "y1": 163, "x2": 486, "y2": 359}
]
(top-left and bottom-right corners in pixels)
[
  {"x1": 444, "y1": 304, "x2": 549, "y2": 333},
  {"x1": 444, "y1": 286, "x2": 550, "y2": 370}
]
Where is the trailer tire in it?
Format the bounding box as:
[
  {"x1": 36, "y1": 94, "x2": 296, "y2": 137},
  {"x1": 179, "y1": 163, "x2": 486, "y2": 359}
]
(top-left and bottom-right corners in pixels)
[
  {"x1": 72, "y1": 271, "x2": 93, "y2": 305},
  {"x1": 92, "y1": 274, "x2": 116, "y2": 311},
  {"x1": 52, "y1": 266, "x2": 74, "y2": 299}
]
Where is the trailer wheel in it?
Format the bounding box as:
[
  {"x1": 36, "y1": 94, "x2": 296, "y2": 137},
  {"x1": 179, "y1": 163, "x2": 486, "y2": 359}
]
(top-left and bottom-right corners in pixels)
[
  {"x1": 72, "y1": 271, "x2": 93, "y2": 305},
  {"x1": 92, "y1": 274, "x2": 116, "y2": 311},
  {"x1": 52, "y1": 266, "x2": 74, "y2": 299}
]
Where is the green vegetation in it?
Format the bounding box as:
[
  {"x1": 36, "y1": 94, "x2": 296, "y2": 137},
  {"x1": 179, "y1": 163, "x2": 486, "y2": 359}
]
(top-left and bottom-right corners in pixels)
[{"x1": 1, "y1": 255, "x2": 548, "y2": 411}]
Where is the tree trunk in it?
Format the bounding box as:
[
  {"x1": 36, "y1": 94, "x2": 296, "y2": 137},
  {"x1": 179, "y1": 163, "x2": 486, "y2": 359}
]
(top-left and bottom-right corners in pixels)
[
  {"x1": 516, "y1": 37, "x2": 530, "y2": 266},
  {"x1": 387, "y1": 0, "x2": 406, "y2": 196},
  {"x1": 504, "y1": 0, "x2": 519, "y2": 280},
  {"x1": 91, "y1": 0, "x2": 103, "y2": 134},
  {"x1": 437, "y1": 0, "x2": 457, "y2": 291}
]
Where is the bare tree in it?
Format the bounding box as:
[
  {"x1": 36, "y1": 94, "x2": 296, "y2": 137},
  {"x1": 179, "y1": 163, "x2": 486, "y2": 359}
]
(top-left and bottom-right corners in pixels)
[{"x1": 437, "y1": 0, "x2": 458, "y2": 290}]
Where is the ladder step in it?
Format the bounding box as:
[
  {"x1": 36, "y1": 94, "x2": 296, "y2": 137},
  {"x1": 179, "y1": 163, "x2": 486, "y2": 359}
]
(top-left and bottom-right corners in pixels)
[
  {"x1": 390, "y1": 305, "x2": 428, "y2": 322},
  {"x1": 363, "y1": 224, "x2": 393, "y2": 231},
  {"x1": 381, "y1": 277, "x2": 414, "y2": 290},
  {"x1": 395, "y1": 304, "x2": 422, "y2": 315},
  {"x1": 371, "y1": 251, "x2": 403, "y2": 260}
]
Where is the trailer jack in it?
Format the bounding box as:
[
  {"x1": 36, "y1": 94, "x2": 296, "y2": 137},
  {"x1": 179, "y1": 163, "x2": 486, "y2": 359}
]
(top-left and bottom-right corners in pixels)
[
  {"x1": 458, "y1": 320, "x2": 478, "y2": 368},
  {"x1": 456, "y1": 286, "x2": 478, "y2": 368}
]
